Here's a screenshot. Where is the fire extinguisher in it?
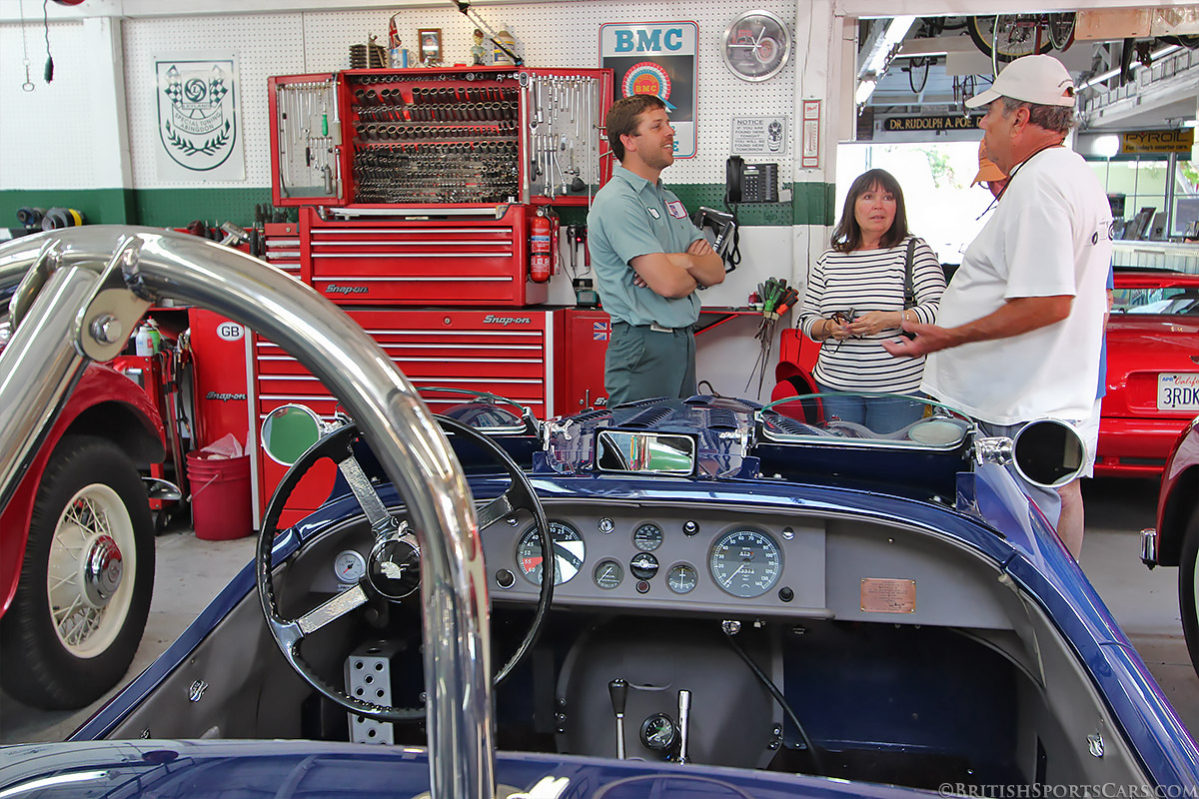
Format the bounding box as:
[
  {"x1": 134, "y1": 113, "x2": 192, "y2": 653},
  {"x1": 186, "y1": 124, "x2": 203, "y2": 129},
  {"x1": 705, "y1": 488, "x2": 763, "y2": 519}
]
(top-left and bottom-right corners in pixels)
[{"x1": 529, "y1": 209, "x2": 552, "y2": 283}]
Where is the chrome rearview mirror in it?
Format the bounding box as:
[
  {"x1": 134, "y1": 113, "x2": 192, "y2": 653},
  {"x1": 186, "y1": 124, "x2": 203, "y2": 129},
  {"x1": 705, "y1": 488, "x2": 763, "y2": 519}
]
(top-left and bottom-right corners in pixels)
[
  {"x1": 974, "y1": 418, "x2": 1085, "y2": 490},
  {"x1": 260, "y1": 404, "x2": 324, "y2": 466},
  {"x1": 595, "y1": 430, "x2": 697, "y2": 475}
]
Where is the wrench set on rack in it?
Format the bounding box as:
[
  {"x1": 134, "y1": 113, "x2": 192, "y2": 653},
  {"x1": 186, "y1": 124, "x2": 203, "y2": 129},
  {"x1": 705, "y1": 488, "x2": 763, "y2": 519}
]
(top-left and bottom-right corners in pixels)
[
  {"x1": 521, "y1": 72, "x2": 602, "y2": 201},
  {"x1": 275, "y1": 80, "x2": 340, "y2": 199},
  {"x1": 269, "y1": 67, "x2": 612, "y2": 208}
]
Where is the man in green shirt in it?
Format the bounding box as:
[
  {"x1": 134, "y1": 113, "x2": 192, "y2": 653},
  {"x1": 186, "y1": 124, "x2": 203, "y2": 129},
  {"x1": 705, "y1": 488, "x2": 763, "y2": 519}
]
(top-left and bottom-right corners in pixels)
[{"x1": 587, "y1": 94, "x2": 725, "y2": 405}]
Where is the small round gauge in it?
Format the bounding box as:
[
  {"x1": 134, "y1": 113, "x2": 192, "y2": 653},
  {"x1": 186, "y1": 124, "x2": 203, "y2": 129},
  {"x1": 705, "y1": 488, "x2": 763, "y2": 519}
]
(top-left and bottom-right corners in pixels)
[
  {"x1": 633, "y1": 522, "x2": 664, "y2": 552},
  {"x1": 629, "y1": 552, "x2": 659, "y2": 580},
  {"x1": 517, "y1": 521, "x2": 585, "y2": 586},
  {"x1": 334, "y1": 549, "x2": 367, "y2": 583},
  {"x1": 593, "y1": 559, "x2": 624, "y2": 590},
  {"x1": 666, "y1": 563, "x2": 698, "y2": 594},
  {"x1": 709, "y1": 529, "x2": 782, "y2": 598},
  {"x1": 640, "y1": 713, "x2": 677, "y2": 751}
]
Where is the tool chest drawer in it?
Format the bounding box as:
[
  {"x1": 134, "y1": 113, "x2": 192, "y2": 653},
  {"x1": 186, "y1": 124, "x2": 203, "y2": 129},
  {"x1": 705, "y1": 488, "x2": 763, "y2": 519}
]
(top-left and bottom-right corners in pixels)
[
  {"x1": 263, "y1": 222, "x2": 301, "y2": 280},
  {"x1": 300, "y1": 205, "x2": 545, "y2": 306},
  {"x1": 249, "y1": 308, "x2": 554, "y2": 526}
]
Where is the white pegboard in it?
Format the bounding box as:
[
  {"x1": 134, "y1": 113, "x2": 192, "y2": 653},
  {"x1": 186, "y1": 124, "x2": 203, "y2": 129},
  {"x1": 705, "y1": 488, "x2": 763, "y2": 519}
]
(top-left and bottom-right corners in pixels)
[
  {"x1": 10, "y1": 2, "x2": 813, "y2": 192},
  {"x1": 0, "y1": 19, "x2": 97, "y2": 189},
  {"x1": 297, "y1": 0, "x2": 800, "y2": 185},
  {"x1": 122, "y1": 13, "x2": 306, "y2": 188}
]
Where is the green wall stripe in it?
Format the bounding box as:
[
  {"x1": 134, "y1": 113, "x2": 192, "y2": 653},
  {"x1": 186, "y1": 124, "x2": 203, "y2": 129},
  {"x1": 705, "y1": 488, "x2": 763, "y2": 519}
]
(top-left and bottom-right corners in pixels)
[
  {"x1": 2, "y1": 183, "x2": 833, "y2": 230},
  {"x1": 0, "y1": 189, "x2": 136, "y2": 228}
]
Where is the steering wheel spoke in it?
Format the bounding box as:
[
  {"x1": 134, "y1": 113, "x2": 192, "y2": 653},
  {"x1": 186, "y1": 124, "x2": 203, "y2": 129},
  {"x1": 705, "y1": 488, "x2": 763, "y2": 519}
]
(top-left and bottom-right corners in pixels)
[{"x1": 297, "y1": 582, "x2": 370, "y2": 636}]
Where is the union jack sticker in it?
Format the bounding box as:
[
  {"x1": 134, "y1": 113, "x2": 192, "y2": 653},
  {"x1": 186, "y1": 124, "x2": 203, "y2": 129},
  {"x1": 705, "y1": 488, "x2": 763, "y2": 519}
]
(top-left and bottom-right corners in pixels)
[{"x1": 593, "y1": 321, "x2": 610, "y2": 341}]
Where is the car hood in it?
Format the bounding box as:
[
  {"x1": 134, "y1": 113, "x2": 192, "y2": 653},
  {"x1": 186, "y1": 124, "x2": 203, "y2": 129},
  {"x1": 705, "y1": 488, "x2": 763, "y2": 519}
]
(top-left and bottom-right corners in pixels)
[{"x1": 0, "y1": 739, "x2": 942, "y2": 799}]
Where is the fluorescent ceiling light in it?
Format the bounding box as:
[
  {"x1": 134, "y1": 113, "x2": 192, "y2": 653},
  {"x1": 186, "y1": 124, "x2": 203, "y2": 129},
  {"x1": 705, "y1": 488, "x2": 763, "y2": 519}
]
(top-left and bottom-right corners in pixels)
[
  {"x1": 856, "y1": 77, "x2": 878, "y2": 107},
  {"x1": 858, "y1": 16, "x2": 916, "y2": 80}
]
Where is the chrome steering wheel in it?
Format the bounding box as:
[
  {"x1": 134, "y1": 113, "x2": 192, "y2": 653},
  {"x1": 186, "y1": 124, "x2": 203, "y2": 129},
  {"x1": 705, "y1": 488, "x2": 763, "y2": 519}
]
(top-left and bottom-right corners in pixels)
[{"x1": 256, "y1": 416, "x2": 553, "y2": 722}]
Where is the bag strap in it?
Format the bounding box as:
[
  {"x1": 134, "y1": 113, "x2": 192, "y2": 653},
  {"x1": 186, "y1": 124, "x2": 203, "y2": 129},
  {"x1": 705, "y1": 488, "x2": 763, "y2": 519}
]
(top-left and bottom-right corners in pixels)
[{"x1": 902, "y1": 237, "x2": 917, "y2": 309}]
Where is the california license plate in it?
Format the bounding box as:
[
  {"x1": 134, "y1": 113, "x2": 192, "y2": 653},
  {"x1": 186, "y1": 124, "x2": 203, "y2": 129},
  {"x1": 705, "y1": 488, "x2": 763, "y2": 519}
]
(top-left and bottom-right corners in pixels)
[{"x1": 1157, "y1": 373, "x2": 1199, "y2": 411}]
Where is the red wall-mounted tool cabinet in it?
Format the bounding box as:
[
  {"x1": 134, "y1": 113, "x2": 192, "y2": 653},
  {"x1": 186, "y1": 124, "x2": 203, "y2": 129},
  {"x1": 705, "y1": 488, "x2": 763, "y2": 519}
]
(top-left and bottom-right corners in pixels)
[
  {"x1": 297, "y1": 204, "x2": 546, "y2": 306},
  {"x1": 249, "y1": 308, "x2": 555, "y2": 526},
  {"x1": 554, "y1": 308, "x2": 610, "y2": 413},
  {"x1": 268, "y1": 65, "x2": 613, "y2": 209}
]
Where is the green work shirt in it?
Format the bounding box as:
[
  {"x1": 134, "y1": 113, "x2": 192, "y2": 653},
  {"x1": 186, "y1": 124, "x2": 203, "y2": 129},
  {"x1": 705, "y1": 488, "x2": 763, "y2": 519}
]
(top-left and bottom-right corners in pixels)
[{"x1": 586, "y1": 165, "x2": 705, "y2": 328}]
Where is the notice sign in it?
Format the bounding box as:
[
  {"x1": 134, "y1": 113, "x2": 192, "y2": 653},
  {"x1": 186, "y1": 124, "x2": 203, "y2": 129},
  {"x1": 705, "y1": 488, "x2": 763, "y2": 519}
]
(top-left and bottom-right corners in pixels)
[
  {"x1": 1122, "y1": 129, "x2": 1194, "y2": 155},
  {"x1": 600, "y1": 21, "x2": 698, "y2": 159},
  {"x1": 884, "y1": 115, "x2": 981, "y2": 132},
  {"x1": 731, "y1": 116, "x2": 788, "y2": 156}
]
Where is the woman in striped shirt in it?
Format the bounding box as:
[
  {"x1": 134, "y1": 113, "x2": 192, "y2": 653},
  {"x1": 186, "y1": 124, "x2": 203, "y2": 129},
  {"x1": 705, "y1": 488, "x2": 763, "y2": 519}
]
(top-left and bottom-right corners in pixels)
[{"x1": 798, "y1": 168, "x2": 945, "y2": 433}]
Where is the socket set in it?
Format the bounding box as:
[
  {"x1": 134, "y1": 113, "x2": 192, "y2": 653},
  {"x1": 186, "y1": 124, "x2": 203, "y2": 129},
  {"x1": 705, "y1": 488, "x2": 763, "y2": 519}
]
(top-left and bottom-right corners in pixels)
[
  {"x1": 269, "y1": 66, "x2": 613, "y2": 208},
  {"x1": 352, "y1": 142, "x2": 519, "y2": 204}
]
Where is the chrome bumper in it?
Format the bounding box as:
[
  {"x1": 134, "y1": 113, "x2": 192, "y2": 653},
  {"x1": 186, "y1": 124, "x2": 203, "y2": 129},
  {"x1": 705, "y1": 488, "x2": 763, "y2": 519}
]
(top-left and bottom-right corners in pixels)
[{"x1": 1140, "y1": 527, "x2": 1158, "y2": 567}]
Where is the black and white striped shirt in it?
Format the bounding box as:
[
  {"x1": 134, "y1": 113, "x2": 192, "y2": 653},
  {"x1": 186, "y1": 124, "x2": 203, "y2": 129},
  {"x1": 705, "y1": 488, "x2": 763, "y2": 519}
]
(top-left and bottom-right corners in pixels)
[{"x1": 797, "y1": 236, "x2": 945, "y2": 393}]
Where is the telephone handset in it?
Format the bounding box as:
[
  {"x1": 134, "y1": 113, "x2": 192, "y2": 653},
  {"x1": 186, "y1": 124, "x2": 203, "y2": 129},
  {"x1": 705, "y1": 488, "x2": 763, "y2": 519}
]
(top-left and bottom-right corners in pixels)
[
  {"x1": 726, "y1": 155, "x2": 745, "y2": 205},
  {"x1": 725, "y1": 156, "x2": 779, "y2": 204}
]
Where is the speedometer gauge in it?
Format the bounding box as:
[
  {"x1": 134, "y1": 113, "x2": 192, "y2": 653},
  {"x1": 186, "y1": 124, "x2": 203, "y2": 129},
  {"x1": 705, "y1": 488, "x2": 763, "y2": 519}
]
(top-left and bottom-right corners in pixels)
[
  {"x1": 709, "y1": 529, "x2": 782, "y2": 598},
  {"x1": 517, "y1": 521, "x2": 585, "y2": 586}
]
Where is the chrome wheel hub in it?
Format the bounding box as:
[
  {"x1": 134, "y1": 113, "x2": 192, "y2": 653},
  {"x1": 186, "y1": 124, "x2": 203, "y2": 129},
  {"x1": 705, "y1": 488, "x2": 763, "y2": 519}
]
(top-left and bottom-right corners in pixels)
[{"x1": 82, "y1": 534, "x2": 124, "y2": 606}]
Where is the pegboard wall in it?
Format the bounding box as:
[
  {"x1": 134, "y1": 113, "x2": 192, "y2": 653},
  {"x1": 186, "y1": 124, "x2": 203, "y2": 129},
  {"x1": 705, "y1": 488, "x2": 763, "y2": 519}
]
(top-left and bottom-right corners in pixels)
[
  {"x1": 122, "y1": 14, "x2": 306, "y2": 189},
  {"x1": 116, "y1": 0, "x2": 802, "y2": 190},
  {"x1": 0, "y1": 19, "x2": 98, "y2": 189}
]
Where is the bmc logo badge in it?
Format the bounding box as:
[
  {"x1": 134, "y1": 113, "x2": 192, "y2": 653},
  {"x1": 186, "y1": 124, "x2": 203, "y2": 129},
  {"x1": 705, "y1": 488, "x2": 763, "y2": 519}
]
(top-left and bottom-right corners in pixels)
[
  {"x1": 156, "y1": 59, "x2": 238, "y2": 171},
  {"x1": 216, "y1": 322, "x2": 244, "y2": 342}
]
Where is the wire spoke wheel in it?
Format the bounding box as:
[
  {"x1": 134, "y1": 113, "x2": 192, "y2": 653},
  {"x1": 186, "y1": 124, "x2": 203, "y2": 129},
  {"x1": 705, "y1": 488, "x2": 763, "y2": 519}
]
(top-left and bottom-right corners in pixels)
[
  {"x1": 46, "y1": 485, "x2": 135, "y2": 655},
  {"x1": 1046, "y1": 13, "x2": 1076, "y2": 51},
  {"x1": 969, "y1": 14, "x2": 1054, "y2": 63}
]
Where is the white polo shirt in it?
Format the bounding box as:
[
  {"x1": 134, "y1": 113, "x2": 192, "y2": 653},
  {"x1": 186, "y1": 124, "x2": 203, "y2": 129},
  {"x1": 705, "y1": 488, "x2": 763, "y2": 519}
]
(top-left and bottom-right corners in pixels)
[{"x1": 922, "y1": 146, "x2": 1112, "y2": 425}]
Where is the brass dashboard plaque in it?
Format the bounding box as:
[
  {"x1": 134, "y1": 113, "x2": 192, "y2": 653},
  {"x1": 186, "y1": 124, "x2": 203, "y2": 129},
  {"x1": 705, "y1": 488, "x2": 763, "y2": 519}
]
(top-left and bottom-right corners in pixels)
[{"x1": 860, "y1": 578, "x2": 916, "y2": 613}]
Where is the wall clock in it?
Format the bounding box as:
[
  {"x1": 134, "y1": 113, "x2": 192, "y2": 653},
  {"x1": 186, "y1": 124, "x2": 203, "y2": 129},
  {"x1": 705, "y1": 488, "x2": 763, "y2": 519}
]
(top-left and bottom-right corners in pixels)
[{"x1": 722, "y1": 10, "x2": 792, "y2": 82}]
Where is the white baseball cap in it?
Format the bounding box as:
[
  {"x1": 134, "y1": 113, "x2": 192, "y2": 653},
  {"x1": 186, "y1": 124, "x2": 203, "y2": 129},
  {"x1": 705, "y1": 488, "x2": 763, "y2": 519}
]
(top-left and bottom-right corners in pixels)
[{"x1": 966, "y1": 54, "x2": 1076, "y2": 109}]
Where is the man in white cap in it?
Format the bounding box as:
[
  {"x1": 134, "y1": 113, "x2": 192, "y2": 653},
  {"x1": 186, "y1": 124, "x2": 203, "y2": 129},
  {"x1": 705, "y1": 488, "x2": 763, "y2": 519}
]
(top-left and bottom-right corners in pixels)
[{"x1": 884, "y1": 55, "x2": 1112, "y2": 557}]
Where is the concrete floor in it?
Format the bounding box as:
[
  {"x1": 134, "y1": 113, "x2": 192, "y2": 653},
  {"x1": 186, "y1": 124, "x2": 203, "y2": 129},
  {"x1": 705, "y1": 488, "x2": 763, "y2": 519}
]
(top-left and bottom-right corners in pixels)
[{"x1": 2, "y1": 475, "x2": 1197, "y2": 746}]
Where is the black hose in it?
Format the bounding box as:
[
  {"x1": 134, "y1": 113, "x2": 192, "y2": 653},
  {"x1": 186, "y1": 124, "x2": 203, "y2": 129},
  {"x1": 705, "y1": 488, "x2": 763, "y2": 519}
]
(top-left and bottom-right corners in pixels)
[{"x1": 721, "y1": 625, "x2": 826, "y2": 776}]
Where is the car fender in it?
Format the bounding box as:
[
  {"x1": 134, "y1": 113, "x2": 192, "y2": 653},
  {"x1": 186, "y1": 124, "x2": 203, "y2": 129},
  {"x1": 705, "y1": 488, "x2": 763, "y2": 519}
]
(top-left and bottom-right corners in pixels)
[
  {"x1": 0, "y1": 363, "x2": 166, "y2": 618},
  {"x1": 1153, "y1": 416, "x2": 1199, "y2": 567}
]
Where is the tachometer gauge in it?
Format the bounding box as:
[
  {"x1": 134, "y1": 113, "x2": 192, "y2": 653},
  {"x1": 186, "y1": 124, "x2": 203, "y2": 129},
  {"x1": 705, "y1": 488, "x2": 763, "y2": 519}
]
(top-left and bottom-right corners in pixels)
[
  {"x1": 517, "y1": 521, "x2": 585, "y2": 586},
  {"x1": 593, "y1": 559, "x2": 623, "y2": 589},
  {"x1": 333, "y1": 549, "x2": 367, "y2": 583},
  {"x1": 633, "y1": 522, "x2": 664, "y2": 552},
  {"x1": 709, "y1": 529, "x2": 782, "y2": 598},
  {"x1": 666, "y1": 563, "x2": 698, "y2": 594}
]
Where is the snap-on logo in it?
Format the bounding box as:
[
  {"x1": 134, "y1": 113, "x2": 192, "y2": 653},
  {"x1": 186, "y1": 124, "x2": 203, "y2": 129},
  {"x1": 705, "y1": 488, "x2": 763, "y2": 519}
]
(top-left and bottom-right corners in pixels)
[
  {"x1": 326, "y1": 284, "x2": 369, "y2": 295},
  {"x1": 205, "y1": 391, "x2": 247, "y2": 402},
  {"x1": 483, "y1": 314, "x2": 531, "y2": 325}
]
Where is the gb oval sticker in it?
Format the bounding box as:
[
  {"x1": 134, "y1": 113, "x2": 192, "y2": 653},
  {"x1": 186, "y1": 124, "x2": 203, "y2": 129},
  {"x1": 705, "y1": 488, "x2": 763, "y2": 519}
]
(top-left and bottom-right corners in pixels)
[{"x1": 216, "y1": 322, "x2": 244, "y2": 342}]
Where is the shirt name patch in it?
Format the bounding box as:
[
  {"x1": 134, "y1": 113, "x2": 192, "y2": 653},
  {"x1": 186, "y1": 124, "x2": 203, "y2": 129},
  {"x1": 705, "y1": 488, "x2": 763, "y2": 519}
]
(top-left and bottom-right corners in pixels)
[
  {"x1": 666, "y1": 200, "x2": 687, "y2": 219},
  {"x1": 646, "y1": 207, "x2": 661, "y2": 219}
]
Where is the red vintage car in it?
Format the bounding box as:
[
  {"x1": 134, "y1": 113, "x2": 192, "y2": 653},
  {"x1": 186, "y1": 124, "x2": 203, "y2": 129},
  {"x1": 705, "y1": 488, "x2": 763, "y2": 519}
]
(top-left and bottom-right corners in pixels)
[
  {"x1": 0, "y1": 324, "x2": 167, "y2": 709},
  {"x1": 1140, "y1": 415, "x2": 1199, "y2": 675},
  {"x1": 1096, "y1": 269, "x2": 1199, "y2": 477}
]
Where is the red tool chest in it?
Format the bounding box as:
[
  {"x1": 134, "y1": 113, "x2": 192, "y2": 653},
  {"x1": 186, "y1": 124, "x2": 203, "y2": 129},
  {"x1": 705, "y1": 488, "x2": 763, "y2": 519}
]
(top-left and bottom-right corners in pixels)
[
  {"x1": 299, "y1": 205, "x2": 545, "y2": 306},
  {"x1": 249, "y1": 308, "x2": 554, "y2": 523}
]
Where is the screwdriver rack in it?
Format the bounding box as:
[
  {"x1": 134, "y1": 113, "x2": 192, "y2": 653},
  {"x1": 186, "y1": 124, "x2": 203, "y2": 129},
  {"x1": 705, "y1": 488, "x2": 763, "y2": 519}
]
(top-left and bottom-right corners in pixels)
[{"x1": 269, "y1": 66, "x2": 613, "y2": 209}]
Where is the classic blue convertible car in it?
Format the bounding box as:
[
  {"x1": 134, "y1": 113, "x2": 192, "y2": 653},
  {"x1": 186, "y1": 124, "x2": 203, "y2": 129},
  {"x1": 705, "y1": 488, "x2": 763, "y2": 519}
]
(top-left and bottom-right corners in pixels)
[{"x1": 1, "y1": 228, "x2": 1197, "y2": 798}]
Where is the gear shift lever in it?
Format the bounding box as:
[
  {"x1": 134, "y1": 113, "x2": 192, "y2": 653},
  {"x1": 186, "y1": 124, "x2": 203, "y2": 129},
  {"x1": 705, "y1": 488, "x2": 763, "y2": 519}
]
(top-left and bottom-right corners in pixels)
[
  {"x1": 677, "y1": 689, "x2": 692, "y2": 764},
  {"x1": 608, "y1": 678, "x2": 628, "y2": 759}
]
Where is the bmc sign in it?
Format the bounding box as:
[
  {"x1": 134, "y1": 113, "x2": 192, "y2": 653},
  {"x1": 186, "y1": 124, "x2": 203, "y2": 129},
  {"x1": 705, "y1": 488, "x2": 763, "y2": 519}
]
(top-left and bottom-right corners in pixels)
[
  {"x1": 610, "y1": 28, "x2": 687, "y2": 52},
  {"x1": 599, "y1": 21, "x2": 698, "y2": 159}
]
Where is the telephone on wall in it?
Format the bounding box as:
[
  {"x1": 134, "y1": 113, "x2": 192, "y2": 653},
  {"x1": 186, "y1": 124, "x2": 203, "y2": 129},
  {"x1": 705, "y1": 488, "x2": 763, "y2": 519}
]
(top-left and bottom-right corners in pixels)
[{"x1": 725, "y1": 155, "x2": 779, "y2": 204}]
